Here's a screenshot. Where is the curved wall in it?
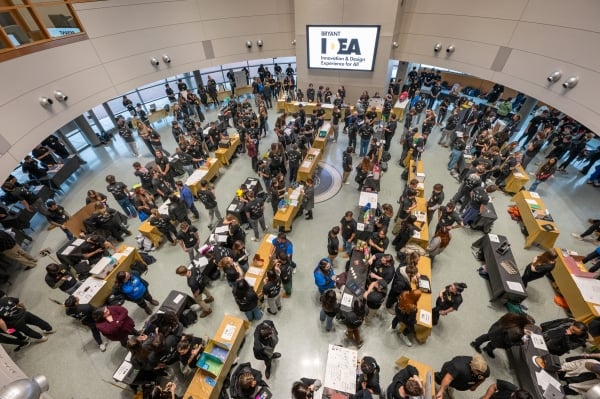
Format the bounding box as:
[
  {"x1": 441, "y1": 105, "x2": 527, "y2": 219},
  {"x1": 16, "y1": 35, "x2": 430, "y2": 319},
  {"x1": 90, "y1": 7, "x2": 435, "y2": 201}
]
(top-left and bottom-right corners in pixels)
[{"x1": 1, "y1": 0, "x2": 599, "y2": 179}]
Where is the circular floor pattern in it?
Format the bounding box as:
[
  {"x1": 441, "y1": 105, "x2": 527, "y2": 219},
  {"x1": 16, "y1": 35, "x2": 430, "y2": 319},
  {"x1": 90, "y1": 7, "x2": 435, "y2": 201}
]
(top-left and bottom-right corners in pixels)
[{"x1": 314, "y1": 161, "x2": 343, "y2": 204}]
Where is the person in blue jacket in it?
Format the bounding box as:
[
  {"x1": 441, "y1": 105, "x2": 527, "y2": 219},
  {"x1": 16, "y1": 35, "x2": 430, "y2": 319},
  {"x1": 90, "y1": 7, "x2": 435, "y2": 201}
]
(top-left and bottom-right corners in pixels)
[
  {"x1": 313, "y1": 258, "x2": 336, "y2": 294},
  {"x1": 114, "y1": 270, "x2": 159, "y2": 315}
]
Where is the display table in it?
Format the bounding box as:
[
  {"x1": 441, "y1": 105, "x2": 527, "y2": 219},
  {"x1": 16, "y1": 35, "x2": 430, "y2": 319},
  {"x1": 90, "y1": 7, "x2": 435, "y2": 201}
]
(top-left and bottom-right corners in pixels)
[
  {"x1": 323, "y1": 344, "x2": 358, "y2": 399},
  {"x1": 504, "y1": 164, "x2": 530, "y2": 194},
  {"x1": 158, "y1": 290, "x2": 195, "y2": 318},
  {"x1": 48, "y1": 155, "x2": 81, "y2": 188},
  {"x1": 235, "y1": 86, "x2": 253, "y2": 96},
  {"x1": 216, "y1": 89, "x2": 232, "y2": 103},
  {"x1": 414, "y1": 256, "x2": 433, "y2": 343},
  {"x1": 471, "y1": 202, "x2": 498, "y2": 234},
  {"x1": 284, "y1": 102, "x2": 339, "y2": 120},
  {"x1": 408, "y1": 197, "x2": 429, "y2": 250},
  {"x1": 184, "y1": 158, "x2": 222, "y2": 196},
  {"x1": 392, "y1": 98, "x2": 410, "y2": 120},
  {"x1": 272, "y1": 187, "x2": 304, "y2": 232},
  {"x1": 183, "y1": 315, "x2": 250, "y2": 399},
  {"x1": 215, "y1": 134, "x2": 240, "y2": 166},
  {"x1": 551, "y1": 249, "x2": 600, "y2": 323},
  {"x1": 56, "y1": 237, "x2": 88, "y2": 266},
  {"x1": 297, "y1": 148, "x2": 321, "y2": 182},
  {"x1": 355, "y1": 191, "x2": 378, "y2": 241},
  {"x1": 395, "y1": 356, "x2": 436, "y2": 399},
  {"x1": 246, "y1": 234, "x2": 275, "y2": 293},
  {"x1": 340, "y1": 249, "x2": 369, "y2": 312},
  {"x1": 137, "y1": 221, "x2": 163, "y2": 248},
  {"x1": 312, "y1": 122, "x2": 333, "y2": 150},
  {"x1": 511, "y1": 191, "x2": 559, "y2": 249},
  {"x1": 508, "y1": 326, "x2": 565, "y2": 399},
  {"x1": 472, "y1": 234, "x2": 527, "y2": 304},
  {"x1": 276, "y1": 93, "x2": 286, "y2": 112},
  {"x1": 132, "y1": 108, "x2": 168, "y2": 127},
  {"x1": 71, "y1": 246, "x2": 142, "y2": 307},
  {"x1": 408, "y1": 160, "x2": 425, "y2": 197}
]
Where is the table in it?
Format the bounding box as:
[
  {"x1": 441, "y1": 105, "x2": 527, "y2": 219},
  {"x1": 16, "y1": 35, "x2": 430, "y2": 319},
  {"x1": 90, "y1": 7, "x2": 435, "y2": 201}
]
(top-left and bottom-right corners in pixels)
[
  {"x1": 183, "y1": 315, "x2": 250, "y2": 399},
  {"x1": 408, "y1": 160, "x2": 425, "y2": 198},
  {"x1": 276, "y1": 94, "x2": 286, "y2": 112},
  {"x1": 215, "y1": 134, "x2": 240, "y2": 166},
  {"x1": 312, "y1": 122, "x2": 333, "y2": 150},
  {"x1": 297, "y1": 148, "x2": 321, "y2": 182},
  {"x1": 132, "y1": 108, "x2": 168, "y2": 127},
  {"x1": 392, "y1": 98, "x2": 410, "y2": 120},
  {"x1": 323, "y1": 344, "x2": 358, "y2": 399},
  {"x1": 511, "y1": 191, "x2": 560, "y2": 249},
  {"x1": 272, "y1": 187, "x2": 304, "y2": 232},
  {"x1": 184, "y1": 158, "x2": 222, "y2": 196},
  {"x1": 48, "y1": 155, "x2": 81, "y2": 187},
  {"x1": 64, "y1": 202, "x2": 97, "y2": 237},
  {"x1": 340, "y1": 249, "x2": 369, "y2": 312},
  {"x1": 504, "y1": 164, "x2": 530, "y2": 194},
  {"x1": 235, "y1": 86, "x2": 253, "y2": 96},
  {"x1": 508, "y1": 326, "x2": 565, "y2": 399},
  {"x1": 284, "y1": 102, "x2": 340, "y2": 120},
  {"x1": 158, "y1": 290, "x2": 195, "y2": 318},
  {"x1": 414, "y1": 256, "x2": 433, "y2": 343},
  {"x1": 245, "y1": 234, "x2": 275, "y2": 293},
  {"x1": 356, "y1": 191, "x2": 378, "y2": 241},
  {"x1": 71, "y1": 246, "x2": 142, "y2": 307},
  {"x1": 216, "y1": 90, "x2": 232, "y2": 103},
  {"x1": 408, "y1": 197, "x2": 429, "y2": 250},
  {"x1": 395, "y1": 357, "x2": 436, "y2": 399},
  {"x1": 472, "y1": 234, "x2": 528, "y2": 304},
  {"x1": 56, "y1": 237, "x2": 88, "y2": 266},
  {"x1": 137, "y1": 221, "x2": 163, "y2": 248},
  {"x1": 551, "y1": 249, "x2": 600, "y2": 324}
]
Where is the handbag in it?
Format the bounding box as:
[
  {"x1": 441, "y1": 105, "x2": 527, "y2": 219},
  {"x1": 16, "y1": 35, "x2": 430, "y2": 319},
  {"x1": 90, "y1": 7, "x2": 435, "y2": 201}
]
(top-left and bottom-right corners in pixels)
[{"x1": 138, "y1": 210, "x2": 149, "y2": 222}]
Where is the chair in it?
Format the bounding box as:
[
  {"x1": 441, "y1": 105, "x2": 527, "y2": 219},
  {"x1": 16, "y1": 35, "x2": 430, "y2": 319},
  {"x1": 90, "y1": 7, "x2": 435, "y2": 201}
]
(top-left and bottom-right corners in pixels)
[
  {"x1": 3, "y1": 25, "x2": 30, "y2": 45},
  {"x1": 48, "y1": 14, "x2": 77, "y2": 28}
]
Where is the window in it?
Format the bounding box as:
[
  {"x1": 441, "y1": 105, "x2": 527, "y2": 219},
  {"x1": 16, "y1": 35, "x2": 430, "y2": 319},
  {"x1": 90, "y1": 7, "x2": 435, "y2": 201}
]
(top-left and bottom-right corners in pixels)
[{"x1": 0, "y1": 0, "x2": 88, "y2": 61}]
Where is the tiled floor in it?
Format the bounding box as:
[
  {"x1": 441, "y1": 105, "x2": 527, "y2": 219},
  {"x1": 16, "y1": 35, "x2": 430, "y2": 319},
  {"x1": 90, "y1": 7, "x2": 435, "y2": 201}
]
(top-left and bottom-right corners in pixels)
[{"x1": 3, "y1": 101, "x2": 598, "y2": 399}]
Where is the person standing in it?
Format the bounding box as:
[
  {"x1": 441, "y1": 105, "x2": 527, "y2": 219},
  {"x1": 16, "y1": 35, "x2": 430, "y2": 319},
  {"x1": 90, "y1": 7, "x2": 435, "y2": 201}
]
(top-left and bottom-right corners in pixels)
[
  {"x1": 92, "y1": 305, "x2": 136, "y2": 347},
  {"x1": 343, "y1": 298, "x2": 366, "y2": 348},
  {"x1": 529, "y1": 157, "x2": 557, "y2": 192},
  {"x1": 426, "y1": 184, "x2": 445, "y2": 224},
  {"x1": 253, "y1": 320, "x2": 281, "y2": 379},
  {"x1": 118, "y1": 125, "x2": 139, "y2": 157},
  {"x1": 320, "y1": 289, "x2": 338, "y2": 332},
  {"x1": 0, "y1": 292, "x2": 54, "y2": 342},
  {"x1": 432, "y1": 282, "x2": 467, "y2": 325},
  {"x1": 262, "y1": 270, "x2": 282, "y2": 316},
  {"x1": 168, "y1": 194, "x2": 192, "y2": 226},
  {"x1": 342, "y1": 146, "x2": 353, "y2": 185},
  {"x1": 177, "y1": 222, "x2": 200, "y2": 262},
  {"x1": 105, "y1": 175, "x2": 137, "y2": 218},
  {"x1": 243, "y1": 191, "x2": 267, "y2": 242},
  {"x1": 64, "y1": 295, "x2": 106, "y2": 351},
  {"x1": 175, "y1": 265, "x2": 213, "y2": 318},
  {"x1": 302, "y1": 178, "x2": 315, "y2": 220},
  {"x1": 521, "y1": 249, "x2": 558, "y2": 287},
  {"x1": 45, "y1": 199, "x2": 74, "y2": 240},
  {"x1": 197, "y1": 180, "x2": 223, "y2": 229},
  {"x1": 331, "y1": 106, "x2": 342, "y2": 142},
  {"x1": 113, "y1": 271, "x2": 159, "y2": 315},
  {"x1": 326, "y1": 227, "x2": 340, "y2": 266},
  {"x1": 0, "y1": 230, "x2": 37, "y2": 270},
  {"x1": 435, "y1": 354, "x2": 490, "y2": 399},
  {"x1": 287, "y1": 144, "x2": 302, "y2": 184},
  {"x1": 363, "y1": 279, "x2": 388, "y2": 325},
  {"x1": 339, "y1": 211, "x2": 357, "y2": 258},
  {"x1": 232, "y1": 279, "x2": 262, "y2": 321},
  {"x1": 392, "y1": 289, "x2": 422, "y2": 347},
  {"x1": 471, "y1": 313, "x2": 534, "y2": 358},
  {"x1": 175, "y1": 181, "x2": 200, "y2": 220},
  {"x1": 313, "y1": 258, "x2": 336, "y2": 295}
]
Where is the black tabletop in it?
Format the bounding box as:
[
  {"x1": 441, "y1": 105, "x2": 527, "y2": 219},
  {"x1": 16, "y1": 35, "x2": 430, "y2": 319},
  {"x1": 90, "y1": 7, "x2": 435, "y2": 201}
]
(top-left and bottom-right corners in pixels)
[
  {"x1": 340, "y1": 249, "x2": 369, "y2": 312},
  {"x1": 472, "y1": 233, "x2": 527, "y2": 303}
]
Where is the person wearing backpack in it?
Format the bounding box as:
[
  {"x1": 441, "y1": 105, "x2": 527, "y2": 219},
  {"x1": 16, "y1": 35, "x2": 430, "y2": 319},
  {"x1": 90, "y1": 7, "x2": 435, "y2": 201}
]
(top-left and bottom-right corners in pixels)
[
  {"x1": 253, "y1": 320, "x2": 281, "y2": 379},
  {"x1": 175, "y1": 265, "x2": 213, "y2": 318},
  {"x1": 274, "y1": 252, "x2": 294, "y2": 297}
]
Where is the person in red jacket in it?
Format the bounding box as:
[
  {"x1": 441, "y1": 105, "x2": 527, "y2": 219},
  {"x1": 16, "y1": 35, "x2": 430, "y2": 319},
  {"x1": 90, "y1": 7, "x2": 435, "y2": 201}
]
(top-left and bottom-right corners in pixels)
[{"x1": 92, "y1": 305, "x2": 137, "y2": 347}]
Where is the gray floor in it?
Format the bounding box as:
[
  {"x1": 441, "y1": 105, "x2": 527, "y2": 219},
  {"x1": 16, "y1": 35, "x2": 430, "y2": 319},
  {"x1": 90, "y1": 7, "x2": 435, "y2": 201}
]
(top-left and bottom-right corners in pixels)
[{"x1": 3, "y1": 102, "x2": 598, "y2": 399}]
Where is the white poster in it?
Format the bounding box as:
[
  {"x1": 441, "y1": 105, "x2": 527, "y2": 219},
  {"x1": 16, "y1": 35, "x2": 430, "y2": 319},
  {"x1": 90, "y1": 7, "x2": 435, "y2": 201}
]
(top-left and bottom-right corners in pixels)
[{"x1": 306, "y1": 25, "x2": 380, "y2": 71}]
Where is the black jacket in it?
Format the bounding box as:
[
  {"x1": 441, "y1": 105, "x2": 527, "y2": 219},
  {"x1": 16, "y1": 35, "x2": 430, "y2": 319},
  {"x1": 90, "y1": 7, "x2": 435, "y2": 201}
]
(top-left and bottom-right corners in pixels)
[{"x1": 387, "y1": 365, "x2": 419, "y2": 399}]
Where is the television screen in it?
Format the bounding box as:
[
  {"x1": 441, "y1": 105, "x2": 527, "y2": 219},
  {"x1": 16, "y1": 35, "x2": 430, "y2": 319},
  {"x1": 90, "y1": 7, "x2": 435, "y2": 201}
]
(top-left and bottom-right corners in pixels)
[{"x1": 306, "y1": 25, "x2": 380, "y2": 71}]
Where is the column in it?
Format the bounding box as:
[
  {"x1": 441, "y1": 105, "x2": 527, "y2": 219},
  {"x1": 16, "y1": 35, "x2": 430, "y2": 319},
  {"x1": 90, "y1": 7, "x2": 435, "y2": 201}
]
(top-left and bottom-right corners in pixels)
[{"x1": 73, "y1": 115, "x2": 101, "y2": 146}]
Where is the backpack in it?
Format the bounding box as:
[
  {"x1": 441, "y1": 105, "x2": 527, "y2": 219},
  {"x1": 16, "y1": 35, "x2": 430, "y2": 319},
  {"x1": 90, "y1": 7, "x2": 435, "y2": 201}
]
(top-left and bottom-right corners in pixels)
[
  {"x1": 140, "y1": 252, "x2": 157, "y2": 265},
  {"x1": 279, "y1": 262, "x2": 294, "y2": 283},
  {"x1": 131, "y1": 260, "x2": 148, "y2": 275},
  {"x1": 181, "y1": 308, "x2": 198, "y2": 327}
]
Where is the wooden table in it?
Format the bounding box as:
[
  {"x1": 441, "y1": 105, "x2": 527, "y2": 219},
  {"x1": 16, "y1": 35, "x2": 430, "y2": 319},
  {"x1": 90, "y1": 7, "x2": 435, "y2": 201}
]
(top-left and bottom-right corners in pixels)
[
  {"x1": 183, "y1": 315, "x2": 250, "y2": 399},
  {"x1": 392, "y1": 99, "x2": 410, "y2": 120},
  {"x1": 71, "y1": 246, "x2": 142, "y2": 307},
  {"x1": 504, "y1": 164, "x2": 530, "y2": 194},
  {"x1": 551, "y1": 249, "x2": 600, "y2": 324},
  {"x1": 235, "y1": 86, "x2": 253, "y2": 96},
  {"x1": 215, "y1": 134, "x2": 240, "y2": 166},
  {"x1": 395, "y1": 357, "x2": 436, "y2": 399},
  {"x1": 297, "y1": 148, "x2": 321, "y2": 182},
  {"x1": 137, "y1": 221, "x2": 163, "y2": 248},
  {"x1": 511, "y1": 191, "x2": 559, "y2": 249},
  {"x1": 246, "y1": 234, "x2": 275, "y2": 294},
  {"x1": 132, "y1": 108, "x2": 168, "y2": 127},
  {"x1": 272, "y1": 187, "x2": 304, "y2": 232},
  {"x1": 184, "y1": 158, "x2": 222, "y2": 196},
  {"x1": 64, "y1": 202, "x2": 97, "y2": 237},
  {"x1": 408, "y1": 197, "x2": 429, "y2": 250},
  {"x1": 414, "y1": 256, "x2": 433, "y2": 343},
  {"x1": 312, "y1": 122, "x2": 333, "y2": 151},
  {"x1": 276, "y1": 94, "x2": 286, "y2": 112},
  {"x1": 284, "y1": 102, "x2": 341, "y2": 120},
  {"x1": 408, "y1": 160, "x2": 425, "y2": 198}
]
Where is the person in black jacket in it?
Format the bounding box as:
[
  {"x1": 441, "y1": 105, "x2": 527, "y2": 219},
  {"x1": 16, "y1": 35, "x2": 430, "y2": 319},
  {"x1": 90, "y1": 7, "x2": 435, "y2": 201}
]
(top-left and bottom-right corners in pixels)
[
  {"x1": 386, "y1": 364, "x2": 424, "y2": 399},
  {"x1": 357, "y1": 356, "x2": 382, "y2": 396},
  {"x1": 385, "y1": 252, "x2": 420, "y2": 310},
  {"x1": 344, "y1": 297, "x2": 366, "y2": 348},
  {"x1": 470, "y1": 313, "x2": 534, "y2": 358},
  {"x1": 64, "y1": 295, "x2": 106, "y2": 351},
  {"x1": 230, "y1": 362, "x2": 270, "y2": 399},
  {"x1": 45, "y1": 263, "x2": 80, "y2": 294},
  {"x1": 175, "y1": 265, "x2": 213, "y2": 318},
  {"x1": 291, "y1": 378, "x2": 322, "y2": 399},
  {"x1": 148, "y1": 209, "x2": 177, "y2": 245},
  {"x1": 232, "y1": 279, "x2": 262, "y2": 321},
  {"x1": 541, "y1": 318, "x2": 588, "y2": 356},
  {"x1": 253, "y1": 320, "x2": 280, "y2": 379}
]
